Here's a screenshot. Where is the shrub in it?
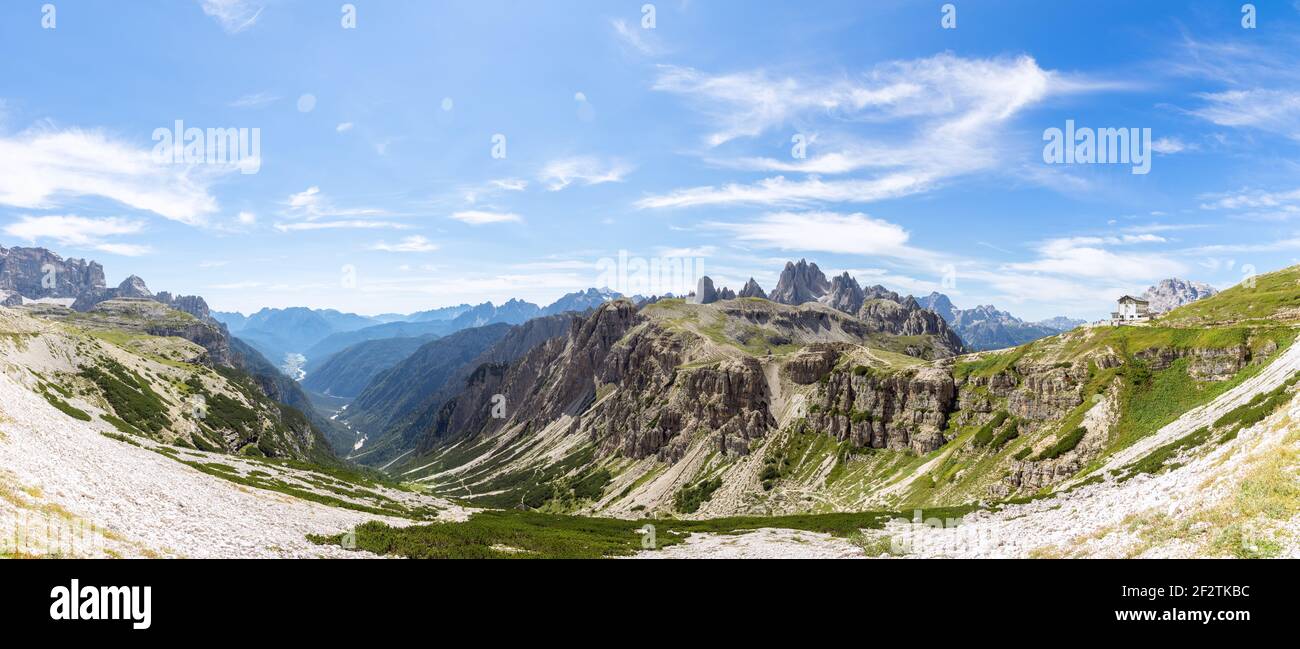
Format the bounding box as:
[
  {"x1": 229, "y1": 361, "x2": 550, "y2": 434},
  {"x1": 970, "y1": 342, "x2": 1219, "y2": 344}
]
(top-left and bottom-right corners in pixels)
[
  {"x1": 674, "y1": 477, "x2": 723, "y2": 514},
  {"x1": 1034, "y1": 427, "x2": 1087, "y2": 461},
  {"x1": 972, "y1": 411, "x2": 1009, "y2": 447}
]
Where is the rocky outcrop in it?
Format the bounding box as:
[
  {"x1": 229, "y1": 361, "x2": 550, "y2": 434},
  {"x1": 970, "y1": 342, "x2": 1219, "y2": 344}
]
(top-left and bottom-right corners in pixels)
[
  {"x1": 691, "y1": 276, "x2": 720, "y2": 304},
  {"x1": 0, "y1": 246, "x2": 106, "y2": 302},
  {"x1": 1133, "y1": 345, "x2": 1250, "y2": 381},
  {"x1": 806, "y1": 366, "x2": 956, "y2": 454},
  {"x1": 155, "y1": 291, "x2": 214, "y2": 321},
  {"x1": 784, "y1": 345, "x2": 841, "y2": 384},
  {"x1": 420, "y1": 301, "x2": 642, "y2": 452},
  {"x1": 770, "y1": 259, "x2": 829, "y2": 305},
  {"x1": 738, "y1": 278, "x2": 767, "y2": 299},
  {"x1": 116, "y1": 275, "x2": 153, "y2": 299},
  {"x1": 823, "y1": 272, "x2": 865, "y2": 315},
  {"x1": 1142, "y1": 278, "x2": 1218, "y2": 314},
  {"x1": 858, "y1": 297, "x2": 966, "y2": 355}
]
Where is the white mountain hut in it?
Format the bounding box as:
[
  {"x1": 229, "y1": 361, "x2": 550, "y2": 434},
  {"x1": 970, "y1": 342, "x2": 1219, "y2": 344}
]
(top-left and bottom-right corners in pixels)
[{"x1": 1110, "y1": 295, "x2": 1151, "y2": 326}]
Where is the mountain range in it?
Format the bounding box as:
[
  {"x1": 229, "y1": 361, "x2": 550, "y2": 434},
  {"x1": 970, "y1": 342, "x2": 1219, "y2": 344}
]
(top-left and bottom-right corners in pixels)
[
  {"x1": 3, "y1": 242, "x2": 1297, "y2": 560},
  {"x1": 212, "y1": 287, "x2": 624, "y2": 375}
]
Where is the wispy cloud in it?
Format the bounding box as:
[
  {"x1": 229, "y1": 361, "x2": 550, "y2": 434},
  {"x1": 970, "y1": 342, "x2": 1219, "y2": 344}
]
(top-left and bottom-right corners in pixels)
[
  {"x1": 3, "y1": 214, "x2": 151, "y2": 256},
  {"x1": 1005, "y1": 236, "x2": 1184, "y2": 281},
  {"x1": 229, "y1": 91, "x2": 279, "y2": 108},
  {"x1": 706, "y1": 211, "x2": 919, "y2": 257},
  {"x1": 1199, "y1": 187, "x2": 1300, "y2": 221},
  {"x1": 274, "y1": 186, "x2": 390, "y2": 230},
  {"x1": 611, "y1": 18, "x2": 663, "y2": 56},
  {"x1": 273, "y1": 220, "x2": 409, "y2": 232},
  {"x1": 539, "y1": 156, "x2": 632, "y2": 191},
  {"x1": 199, "y1": 0, "x2": 265, "y2": 34},
  {"x1": 450, "y1": 210, "x2": 523, "y2": 225},
  {"x1": 640, "y1": 54, "x2": 1114, "y2": 209},
  {"x1": 369, "y1": 235, "x2": 439, "y2": 253},
  {"x1": 636, "y1": 174, "x2": 929, "y2": 209},
  {"x1": 1192, "y1": 89, "x2": 1300, "y2": 141},
  {"x1": 0, "y1": 127, "x2": 220, "y2": 225}
]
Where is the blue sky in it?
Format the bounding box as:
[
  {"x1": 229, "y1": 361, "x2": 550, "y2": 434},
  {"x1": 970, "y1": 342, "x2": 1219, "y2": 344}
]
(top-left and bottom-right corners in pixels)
[{"x1": 3, "y1": 0, "x2": 1300, "y2": 320}]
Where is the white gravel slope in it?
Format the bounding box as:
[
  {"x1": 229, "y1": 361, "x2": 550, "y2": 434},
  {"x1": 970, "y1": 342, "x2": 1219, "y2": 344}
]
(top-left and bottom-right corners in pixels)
[{"x1": 0, "y1": 370, "x2": 418, "y2": 558}]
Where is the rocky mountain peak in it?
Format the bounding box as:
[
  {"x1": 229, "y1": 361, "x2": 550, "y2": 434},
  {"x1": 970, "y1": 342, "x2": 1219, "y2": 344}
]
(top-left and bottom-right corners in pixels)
[
  {"x1": 1142, "y1": 278, "x2": 1218, "y2": 314},
  {"x1": 738, "y1": 278, "x2": 767, "y2": 299},
  {"x1": 823, "y1": 272, "x2": 865, "y2": 314},
  {"x1": 0, "y1": 245, "x2": 106, "y2": 300},
  {"x1": 690, "y1": 276, "x2": 720, "y2": 304},
  {"x1": 770, "y1": 259, "x2": 830, "y2": 305},
  {"x1": 917, "y1": 292, "x2": 958, "y2": 322},
  {"x1": 117, "y1": 275, "x2": 153, "y2": 298}
]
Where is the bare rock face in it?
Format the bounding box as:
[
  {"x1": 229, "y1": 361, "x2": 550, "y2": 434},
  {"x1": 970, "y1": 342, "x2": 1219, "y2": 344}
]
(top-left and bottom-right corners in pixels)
[
  {"x1": 738, "y1": 278, "x2": 767, "y2": 299},
  {"x1": 0, "y1": 245, "x2": 106, "y2": 301},
  {"x1": 770, "y1": 259, "x2": 830, "y2": 305},
  {"x1": 823, "y1": 272, "x2": 865, "y2": 314},
  {"x1": 807, "y1": 365, "x2": 956, "y2": 454},
  {"x1": 155, "y1": 291, "x2": 214, "y2": 321},
  {"x1": 784, "y1": 345, "x2": 841, "y2": 384},
  {"x1": 1133, "y1": 345, "x2": 1250, "y2": 381},
  {"x1": 1005, "y1": 366, "x2": 1088, "y2": 421},
  {"x1": 858, "y1": 297, "x2": 966, "y2": 355},
  {"x1": 690, "y1": 276, "x2": 720, "y2": 304},
  {"x1": 116, "y1": 275, "x2": 153, "y2": 299},
  {"x1": 1142, "y1": 278, "x2": 1218, "y2": 314}
]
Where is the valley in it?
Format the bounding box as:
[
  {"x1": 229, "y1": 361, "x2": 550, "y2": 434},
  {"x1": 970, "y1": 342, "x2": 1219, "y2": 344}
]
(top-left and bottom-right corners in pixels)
[{"x1": 3, "y1": 245, "x2": 1298, "y2": 559}]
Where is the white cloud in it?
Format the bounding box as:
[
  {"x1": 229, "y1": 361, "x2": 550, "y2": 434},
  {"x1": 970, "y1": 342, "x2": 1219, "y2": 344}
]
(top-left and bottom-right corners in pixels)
[
  {"x1": 1005, "y1": 236, "x2": 1185, "y2": 281},
  {"x1": 370, "y1": 235, "x2": 439, "y2": 253},
  {"x1": 237, "y1": 210, "x2": 256, "y2": 224},
  {"x1": 199, "y1": 0, "x2": 264, "y2": 34},
  {"x1": 276, "y1": 186, "x2": 388, "y2": 230},
  {"x1": 490, "y1": 178, "x2": 528, "y2": 191},
  {"x1": 229, "y1": 91, "x2": 278, "y2": 108},
  {"x1": 656, "y1": 245, "x2": 717, "y2": 258},
  {"x1": 274, "y1": 220, "x2": 409, "y2": 232},
  {"x1": 1198, "y1": 187, "x2": 1300, "y2": 221},
  {"x1": 641, "y1": 54, "x2": 1108, "y2": 209},
  {"x1": 1151, "y1": 137, "x2": 1191, "y2": 154},
  {"x1": 611, "y1": 19, "x2": 662, "y2": 56},
  {"x1": 635, "y1": 174, "x2": 929, "y2": 209},
  {"x1": 336, "y1": 122, "x2": 354, "y2": 133},
  {"x1": 708, "y1": 211, "x2": 915, "y2": 257},
  {"x1": 1192, "y1": 89, "x2": 1300, "y2": 141},
  {"x1": 0, "y1": 127, "x2": 221, "y2": 225},
  {"x1": 3, "y1": 214, "x2": 150, "y2": 256},
  {"x1": 450, "y1": 210, "x2": 523, "y2": 225},
  {"x1": 539, "y1": 156, "x2": 632, "y2": 191}
]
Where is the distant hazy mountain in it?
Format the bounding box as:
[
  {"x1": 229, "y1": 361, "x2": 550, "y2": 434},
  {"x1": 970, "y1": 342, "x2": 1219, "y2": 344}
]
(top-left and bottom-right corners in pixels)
[
  {"x1": 916, "y1": 292, "x2": 1083, "y2": 351},
  {"x1": 1142, "y1": 278, "x2": 1218, "y2": 314},
  {"x1": 304, "y1": 320, "x2": 459, "y2": 367},
  {"x1": 301, "y1": 333, "x2": 440, "y2": 399},
  {"x1": 405, "y1": 304, "x2": 473, "y2": 322},
  {"x1": 543, "y1": 288, "x2": 621, "y2": 315},
  {"x1": 213, "y1": 307, "x2": 381, "y2": 367},
  {"x1": 1035, "y1": 315, "x2": 1089, "y2": 331}
]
